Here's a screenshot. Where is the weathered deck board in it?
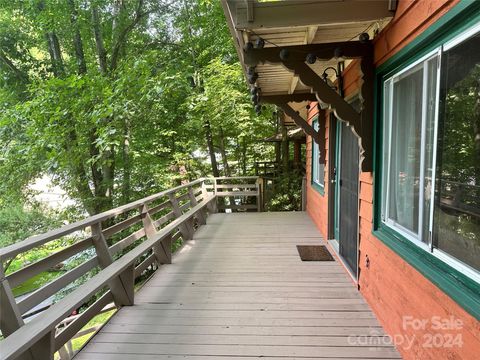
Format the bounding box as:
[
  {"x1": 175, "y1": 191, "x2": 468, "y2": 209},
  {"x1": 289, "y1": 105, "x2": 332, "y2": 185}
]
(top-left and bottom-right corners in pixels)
[{"x1": 77, "y1": 212, "x2": 401, "y2": 359}]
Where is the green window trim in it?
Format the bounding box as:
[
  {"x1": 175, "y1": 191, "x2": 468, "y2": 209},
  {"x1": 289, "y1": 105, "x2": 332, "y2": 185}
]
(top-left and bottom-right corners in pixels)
[
  {"x1": 310, "y1": 116, "x2": 325, "y2": 196},
  {"x1": 373, "y1": 0, "x2": 480, "y2": 321}
]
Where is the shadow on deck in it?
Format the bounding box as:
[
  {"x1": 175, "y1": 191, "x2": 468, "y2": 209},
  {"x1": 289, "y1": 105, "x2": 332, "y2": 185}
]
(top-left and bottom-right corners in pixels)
[{"x1": 76, "y1": 212, "x2": 401, "y2": 359}]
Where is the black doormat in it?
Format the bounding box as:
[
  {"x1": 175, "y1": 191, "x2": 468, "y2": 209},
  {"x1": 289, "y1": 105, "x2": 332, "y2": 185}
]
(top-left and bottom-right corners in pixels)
[{"x1": 296, "y1": 245, "x2": 335, "y2": 261}]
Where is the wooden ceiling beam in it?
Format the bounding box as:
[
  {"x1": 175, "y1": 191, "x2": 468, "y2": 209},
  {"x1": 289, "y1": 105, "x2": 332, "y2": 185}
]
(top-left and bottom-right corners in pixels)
[
  {"x1": 244, "y1": 41, "x2": 370, "y2": 66},
  {"x1": 270, "y1": 101, "x2": 324, "y2": 149},
  {"x1": 234, "y1": 0, "x2": 393, "y2": 29},
  {"x1": 260, "y1": 93, "x2": 317, "y2": 104},
  {"x1": 288, "y1": 26, "x2": 317, "y2": 95}
]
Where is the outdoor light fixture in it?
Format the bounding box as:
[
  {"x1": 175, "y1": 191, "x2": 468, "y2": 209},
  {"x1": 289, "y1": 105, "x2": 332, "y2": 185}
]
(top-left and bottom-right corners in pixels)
[
  {"x1": 255, "y1": 38, "x2": 265, "y2": 49},
  {"x1": 322, "y1": 66, "x2": 338, "y2": 89},
  {"x1": 279, "y1": 48, "x2": 290, "y2": 61},
  {"x1": 244, "y1": 42, "x2": 253, "y2": 51},
  {"x1": 248, "y1": 72, "x2": 258, "y2": 84},
  {"x1": 359, "y1": 32, "x2": 370, "y2": 43},
  {"x1": 306, "y1": 53, "x2": 316, "y2": 64}
]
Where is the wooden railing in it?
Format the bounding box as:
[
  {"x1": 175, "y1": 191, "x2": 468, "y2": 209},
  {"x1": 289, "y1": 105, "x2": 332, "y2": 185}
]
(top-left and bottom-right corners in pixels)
[
  {"x1": 204, "y1": 176, "x2": 263, "y2": 212},
  {"x1": 0, "y1": 177, "x2": 262, "y2": 360}
]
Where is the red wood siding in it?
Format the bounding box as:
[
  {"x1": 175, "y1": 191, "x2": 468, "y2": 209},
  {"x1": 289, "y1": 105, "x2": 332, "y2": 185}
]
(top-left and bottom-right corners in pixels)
[
  {"x1": 305, "y1": 1, "x2": 480, "y2": 359},
  {"x1": 306, "y1": 104, "x2": 328, "y2": 239}
]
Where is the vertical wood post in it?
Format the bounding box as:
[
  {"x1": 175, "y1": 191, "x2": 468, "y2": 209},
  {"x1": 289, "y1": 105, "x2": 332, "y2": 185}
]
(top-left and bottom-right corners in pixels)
[
  {"x1": 212, "y1": 179, "x2": 219, "y2": 213},
  {"x1": 202, "y1": 181, "x2": 216, "y2": 214},
  {"x1": 256, "y1": 181, "x2": 260, "y2": 212},
  {"x1": 0, "y1": 266, "x2": 25, "y2": 337},
  {"x1": 188, "y1": 186, "x2": 206, "y2": 225},
  {"x1": 168, "y1": 193, "x2": 194, "y2": 240},
  {"x1": 140, "y1": 204, "x2": 171, "y2": 265},
  {"x1": 0, "y1": 266, "x2": 37, "y2": 359},
  {"x1": 255, "y1": 177, "x2": 263, "y2": 212},
  {"x1": 32, "y1": 330, "x2": 55, "y2": 360},
  {"x1": 157, "y1": 234, "x2": 172, "y2": 265},
  {"x1": 302, "y1": 176, "x2": 307, "y2": 211},
  {"x1": 91, "y1": 223, "x2": 134, "y2": 306}
]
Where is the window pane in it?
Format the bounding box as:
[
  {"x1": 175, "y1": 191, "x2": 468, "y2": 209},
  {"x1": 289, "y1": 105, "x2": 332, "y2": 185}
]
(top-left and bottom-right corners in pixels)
[
  {"x1": 435, "y1": 32, "x2": 480, "y2": 271},
  {"x1": 382, "y1": 80, "x2": 392, "y2": 222},
  {"x1": 422, "y1": 57, "x2": 439, "y2": 243},
  {"x1": 388, "y1": 64, "x2": 424, "y2": 234},
  {"x1": 312, "y1": 120, "x2": 324, "y2": 187}
]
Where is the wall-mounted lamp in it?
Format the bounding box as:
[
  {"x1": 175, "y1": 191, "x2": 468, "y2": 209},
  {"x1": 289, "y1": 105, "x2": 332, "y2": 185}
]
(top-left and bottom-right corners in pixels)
[{"x1": 321, "y1": 67, "x2": 338, "y2": 92}]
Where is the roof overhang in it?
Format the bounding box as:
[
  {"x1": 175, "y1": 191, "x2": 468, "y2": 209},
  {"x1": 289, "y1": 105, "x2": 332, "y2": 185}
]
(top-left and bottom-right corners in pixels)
[
  {"x1": 222, "y1": 0, "x2": 393, "y2": 97},
  {"x1": 222, "y1": 0, "x2": 395, "y2": 172}
]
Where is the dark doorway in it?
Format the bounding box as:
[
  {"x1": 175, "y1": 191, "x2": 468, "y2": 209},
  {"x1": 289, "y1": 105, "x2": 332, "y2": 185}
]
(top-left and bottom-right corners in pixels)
[{"x1": 337, "y1": 122, "x2": 360, "y2": 277}]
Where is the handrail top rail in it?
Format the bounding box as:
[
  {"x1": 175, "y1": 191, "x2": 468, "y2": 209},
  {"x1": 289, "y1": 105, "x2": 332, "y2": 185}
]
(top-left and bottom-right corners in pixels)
[
  {"x1": 0, "y1": 194, "x2": 216, "y2": 360},
  {"x1": 212, "y1": 176, "x2": 259, "y2": 180},
  {"x1": 0, "y1": 178, "x2": 205, "y2": 262}
]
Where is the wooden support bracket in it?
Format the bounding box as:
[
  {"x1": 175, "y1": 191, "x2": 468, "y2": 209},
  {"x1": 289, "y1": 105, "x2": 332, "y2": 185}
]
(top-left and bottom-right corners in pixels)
[
  {"x1": 0, "y1": 267, "x2": 36, "y2": 359},
  {"x1": 140, "y1": 204, "x2": 169, "y2": 265},
  {"x1": 263, "y1": 98, "x2": 324, "y2": 152},
  {"x1": 168, "y1": 193, "x2": 194, "y2": 240},
  {"x1": 188, "y1": 187, "x2": 206, "y2": 225},
  {"x1": 252, "y1": 42, "x2": 374, "y2": 172},
  {"x1": 91, "y1": 223, "x2": 134, "y2": 306}
]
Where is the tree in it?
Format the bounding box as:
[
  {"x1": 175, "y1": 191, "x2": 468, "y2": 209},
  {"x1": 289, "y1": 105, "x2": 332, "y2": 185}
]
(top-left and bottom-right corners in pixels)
[{"x1": 0, "y1": 0, "x2": 276, "y2": 223}]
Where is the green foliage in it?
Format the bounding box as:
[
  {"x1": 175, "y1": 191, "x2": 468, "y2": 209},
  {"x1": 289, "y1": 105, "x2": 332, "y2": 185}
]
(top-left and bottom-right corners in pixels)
[
  {"x1": 0, "y1": 0, "x2": 277, "y2": 219},
  {"x1": 265, "y1": 171, "x2": 304, "y2": 212},
  {"x1": 0, "y1": 203, "x2": 62, "y2": 249}
]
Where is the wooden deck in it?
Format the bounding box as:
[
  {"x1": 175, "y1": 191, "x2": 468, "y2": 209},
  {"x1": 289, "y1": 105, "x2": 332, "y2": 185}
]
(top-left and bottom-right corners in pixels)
[{"x1": 76, "y1": 212, "x2": 401, "y2": 360}]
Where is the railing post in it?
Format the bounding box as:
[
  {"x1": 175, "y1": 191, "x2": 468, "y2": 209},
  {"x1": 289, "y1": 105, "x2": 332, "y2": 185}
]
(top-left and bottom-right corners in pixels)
[
  {"x1": 255, "y1": 177, "x2": 264, "y2": 212},
  {"x1": 302, "y1": 176, "x2": 307, "y2": 211},
  {"x1": 0, "y1": 266, "x2": 37, "y2": 360},
  {"x1": 32, "y1": 330, "x2": 55, "y2": 360},
  {"x1": 168, "y1": 193, "x2": 194, "y2": 240},
  {"x1": 212, "y1": 179, "x2": 219, "y2": 213},
  {"x1": 140, "y1": 204, "x2": 170, "y2": 265},
  {"x1": 188, "y1": 186, "x2": 206, "y2": 225},
  {"x1": 202, "y1": 181, "x2": 216, "y2": 214},
  {"x1": 91, "y1": 223, "x2": 134, "y2": 306}
]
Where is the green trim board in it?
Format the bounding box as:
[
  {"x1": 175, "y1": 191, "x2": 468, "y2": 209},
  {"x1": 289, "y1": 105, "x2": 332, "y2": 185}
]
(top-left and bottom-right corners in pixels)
[
  {"x1": 333, "y1": 119, "x2": 342, "y2": 240},
  {"x1": 310, "y1": 116, "x2": 325, "y2": 196},
  {"x1": 372, "y1": 0, "x2": 480, "y2": 320}
]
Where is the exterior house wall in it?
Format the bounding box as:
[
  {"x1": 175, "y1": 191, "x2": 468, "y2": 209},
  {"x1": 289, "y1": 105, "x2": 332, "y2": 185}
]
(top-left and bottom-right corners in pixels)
[
  {"x1": 306, "y1": 105, "x2": 328, "y2": 239},
  {"x1": 305, "y1": 0, "x2": 480, "y2": 359}
]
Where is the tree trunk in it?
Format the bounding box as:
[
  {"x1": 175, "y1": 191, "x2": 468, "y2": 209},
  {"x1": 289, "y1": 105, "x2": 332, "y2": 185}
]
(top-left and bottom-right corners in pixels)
[
  {"x1": 122, "y1": 118, "x2": 131, "y2": 205},
  {"x1": 473, "y1": 77, "x2": 480, "y2": 183},
  {"x1": 281, "y1": 118, "x2": 289, "y2": 173},
  {"x1": 46, "y1": 32, "x2": 64, "y2": 77},
  {"x1": 68, "y1": 0, "x2": 87, "y2": 74},
  {"x1": 92, "y1": 6, "x2": 108, "y2": 74},
  {"x1": 218, "y1": 127, "x2": 231, "y2": 177},
  {"x1": 0, "y1": 51, "x2": 29, "y2": 83},
  {"x1": 242, "y1": 139, "x2": 247, "y2": 176},
  {"x1": 204, "y1": 120, "x2": 220, "y2": 177}
]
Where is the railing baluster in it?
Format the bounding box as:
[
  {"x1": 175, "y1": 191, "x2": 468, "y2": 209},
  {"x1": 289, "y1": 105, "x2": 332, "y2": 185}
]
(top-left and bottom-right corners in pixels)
[
  {"x1": 91, "y1": 223, "x2": 134, "y2": 306},
  {"x1": 202, "y1": 180, "x2": 217, "y2": 213},
  {"x1": 0, "y1": 266, "x2": 25, "y2": 337},
  {"x1": 188, "y1": 186, "x2": 206, "y2": 225},
  {"x1": 140, "y1": 204, "x2": 171, "y2": 265},
  {"x1": 168, "y1": 193, "x2": 194, "y2": 240}
]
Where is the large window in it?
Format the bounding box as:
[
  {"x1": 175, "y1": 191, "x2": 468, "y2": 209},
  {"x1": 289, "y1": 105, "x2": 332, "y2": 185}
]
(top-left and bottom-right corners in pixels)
[
  {"x1": 312, "y1": 119, "x2": 325, "y2": 193},
  {"x1": 381, "y1": 24, "x2": 480, "y2": 279}
]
